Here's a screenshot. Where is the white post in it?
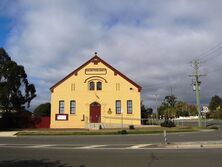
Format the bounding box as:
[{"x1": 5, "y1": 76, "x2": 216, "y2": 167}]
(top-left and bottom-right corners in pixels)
[
  {"x1": 121, "y1": 109, "x2": 123, "y2": 130},
  {"x1": 164, "y1": 130, "x2": 167, "y2": 144}
]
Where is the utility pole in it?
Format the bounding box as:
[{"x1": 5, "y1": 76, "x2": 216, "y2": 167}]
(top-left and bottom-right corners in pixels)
[
  {"x1": 170, "y1": 87, "x2": 174, "y2": 119},
  {"x1": 155, "y1": 95, "x2": 158, "y2": 121},
  {"x1": 170, "y1": 87, "x2": 173, "y2": 96},
  {"x1": 189, "y1": 60, "x2": 206, "y2": 127}
]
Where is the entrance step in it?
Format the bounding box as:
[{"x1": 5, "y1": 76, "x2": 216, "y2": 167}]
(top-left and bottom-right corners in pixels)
[
  {"x1": 99, "y1": 123, "x2": 130, "y2": 129},
  {"x1": 88, "y1": 123, "x2": 104, "y2": 130},
  {"x1": 88, "y1": 123, "x2": 131, "y2": 129}
]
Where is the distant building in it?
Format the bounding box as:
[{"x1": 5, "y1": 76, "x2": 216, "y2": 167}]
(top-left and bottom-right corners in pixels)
[
  {"x1": 201, "y1": 106, "x2": 209, "y2": 113},
  {"x1": 50, "y1": 53, "x2": 141, "y2": 129}
]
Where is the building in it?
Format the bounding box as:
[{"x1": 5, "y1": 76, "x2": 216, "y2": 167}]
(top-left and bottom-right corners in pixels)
[{"x1": 50, "y1": 53, "x2": 141, "y2": 129}]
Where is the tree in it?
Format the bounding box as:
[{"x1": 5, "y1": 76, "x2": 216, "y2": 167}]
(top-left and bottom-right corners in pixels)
[
  {"x1": 208, "y1": 95, "x2": 222, "y2": 119},
  {"x1": 208, "y1": 95, "x2": 222, "y2": 111},
  {"x1": 158, "y1": 104, "x2": 168, "y2": 118},
  {"x1": 33, "y1": 103, "x2": 51, "y2": 117},
  {"x1": 0, "y1": 48, "x2": 36, "y2": 112},
  {"x1": 147, "y1": 108, "x2": 153, "y2": 115},
  {"x1": 141, "y1": 101, "x2": 153, "y2": 124},
  {"x1": 158, "y1": 96, "x2": 198, "y2": 118},
  {"x1": 158, "y1": 95, "x2": 177, "y2": 119},
  {"x1": 164, "y1": 95, "x2": 177, "y2": 107},
  {"x1": 175, "y1": 101, "x2": 196, "y2": 117},
  {"x1": 187, "y1": 104, "x2": 198, "y2": 116}
]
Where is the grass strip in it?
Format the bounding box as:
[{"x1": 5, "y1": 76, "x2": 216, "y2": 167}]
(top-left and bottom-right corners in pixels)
[{"x1": 16, "y1": 127, "x2": 201, "y2": 136}]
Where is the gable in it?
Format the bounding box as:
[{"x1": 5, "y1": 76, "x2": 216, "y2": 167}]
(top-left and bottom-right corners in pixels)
[{"x1": 50, "y1": 53, "x2": 142, "y2": 92}]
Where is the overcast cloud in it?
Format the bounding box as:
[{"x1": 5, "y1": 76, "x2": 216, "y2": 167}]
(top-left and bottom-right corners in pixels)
[{"x1": 1, "y1": 0, "x2": 222, "y2": 110}]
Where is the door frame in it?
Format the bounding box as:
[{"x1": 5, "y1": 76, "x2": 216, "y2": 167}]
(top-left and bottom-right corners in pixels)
[{"x1": 90, "y1": 102, "x2": 101, "y2": 123}]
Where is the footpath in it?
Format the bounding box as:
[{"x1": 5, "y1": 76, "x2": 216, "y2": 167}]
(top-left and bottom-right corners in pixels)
[
  {"x1": 0, "y1": 131, "x2": 18, "y2": 137},
  {"x1": 157, "y1": 140, "x2": 222, "y2": 149}
]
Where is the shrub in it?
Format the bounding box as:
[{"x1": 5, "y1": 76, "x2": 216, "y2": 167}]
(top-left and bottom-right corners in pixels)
[
  {"x1": 129, "y1": 125, "x2": 135, "y2": 130},
  {"x1": 99, "y1": 125, "x2": 103, "y2": 129},
  {"x1": 208, "y1": 111, "x2": 222, "y2": 119},
  {"x1": 118, "y1": 130, "x2": 128, "y2": 135},
  {"x1": 209, "y1": 126, "x2": 219, "y2": 130},
  {"x1": 161, "y1": 120, "x2": 176, "y2": 128}
]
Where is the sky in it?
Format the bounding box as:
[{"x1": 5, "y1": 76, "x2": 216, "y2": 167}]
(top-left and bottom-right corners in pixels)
[{"x1": 1, "y1": 0, "x2": 222, "y2": 110}]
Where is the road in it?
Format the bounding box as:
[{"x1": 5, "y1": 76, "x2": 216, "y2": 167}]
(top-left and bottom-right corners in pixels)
[
  {"x1": 0, "y1": 147, "x2": 222, "y2": 167},
  {"x1": 0, "y1": 129, "x2": 221, "y2": 167},
  {"x1": 0, "y1": 128, "x2": 222, "y2": 145}
]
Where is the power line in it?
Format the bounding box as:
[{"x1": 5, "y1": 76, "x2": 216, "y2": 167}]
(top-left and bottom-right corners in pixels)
[
  {"x1": 201, "y1": 56, "x2": 222, "y2": 74},
  {"x1": 201, "y1": 49, "x2": 222, "y2": 62},
  {"x1": 197, "y1": 41, "x2": 222, "y2": 60}
]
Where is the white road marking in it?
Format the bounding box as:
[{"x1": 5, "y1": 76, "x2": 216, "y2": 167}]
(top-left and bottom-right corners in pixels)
[
  {"x1": 1, "y1": 143, "x2": 222, "y2": 150},
  {"x1": 27, "y1": 144, "x2": 55, "y2": 148},
  {"x1": 79, "y1": 145, "x2": 107, "y2": 149},
  {"x1": 127, "y1": 144, "x2": 152, "y2": 149}
]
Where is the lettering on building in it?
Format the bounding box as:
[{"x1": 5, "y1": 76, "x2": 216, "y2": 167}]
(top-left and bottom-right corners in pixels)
[{"x1": 85, "y1": 68, "x2": 107, "y2": 75}]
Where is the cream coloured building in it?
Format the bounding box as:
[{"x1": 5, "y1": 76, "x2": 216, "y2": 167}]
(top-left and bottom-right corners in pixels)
[{"x1": 50, "y1": 53, "x2": 141, "y2": 129}]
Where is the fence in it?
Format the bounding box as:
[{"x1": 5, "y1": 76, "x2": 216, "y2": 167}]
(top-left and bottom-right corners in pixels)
[{"x1": 0, "y1": 112, "x2": 50, "y2": 130}]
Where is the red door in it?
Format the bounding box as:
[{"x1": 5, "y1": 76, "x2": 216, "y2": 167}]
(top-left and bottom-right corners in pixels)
[{"x1": 90, "y1": 102, "x2": 101, "y2": 123}]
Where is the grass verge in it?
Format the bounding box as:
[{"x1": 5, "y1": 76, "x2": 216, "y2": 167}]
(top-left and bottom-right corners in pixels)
[{"x1": 16, "y1": 126, "x2": 202, "y2": 136}]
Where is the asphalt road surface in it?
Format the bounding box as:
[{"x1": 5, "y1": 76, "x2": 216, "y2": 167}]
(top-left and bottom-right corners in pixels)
[
  {"x1": 0, "y1": 147, "x2": 222, "y2": 167},
  {"x1": 0, "y1": 129, "x2": 222, "y2": 167}
]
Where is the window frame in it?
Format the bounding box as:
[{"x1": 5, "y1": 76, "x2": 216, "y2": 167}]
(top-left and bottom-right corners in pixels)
[
  {"x1": 115, "y1": 100, "x2": 121, "y2": 114},
  {"x1": 127, "y1": 100, "x2": 133, "y2": 114},
  {"x1": 97, "y1": 81, "x2": 102, "y2": 90},
  {"x1": 70, "y1": 100, "x2": 76, "y2": 114},
  {"x1": 59, "y1": 100, "x2": 65, "y2": 114},
  {"x1": 89, "y1": 81, "x2": 95, "y2": 90}
]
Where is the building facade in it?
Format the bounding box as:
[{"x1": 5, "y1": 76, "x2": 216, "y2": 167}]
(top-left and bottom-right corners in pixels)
[{"x1": 50, "y1": 53, "x2": 141, "y2": 129}]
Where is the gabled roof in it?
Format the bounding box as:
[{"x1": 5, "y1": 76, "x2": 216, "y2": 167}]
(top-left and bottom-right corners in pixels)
[{"x1": 50, "y1": 53, "x2": 142, "y2": 92}]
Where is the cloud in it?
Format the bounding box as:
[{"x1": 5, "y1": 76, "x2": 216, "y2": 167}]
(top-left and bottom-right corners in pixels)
[{"x1": 3, "y1": 0, "x2": 222, "y2": 109}]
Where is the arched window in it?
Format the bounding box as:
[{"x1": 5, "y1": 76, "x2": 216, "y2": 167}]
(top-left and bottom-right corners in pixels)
[
  {"x1": 97, "y1": 82, "x2": 102, "y2": 90},
  {"x1": 89, "y1": 81, "x2": 95, "y2": 90}
]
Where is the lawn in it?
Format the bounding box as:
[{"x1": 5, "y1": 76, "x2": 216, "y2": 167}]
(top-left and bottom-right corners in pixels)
[{"x1": 16, "y1": 126, "x2": 203, "y2": 136}]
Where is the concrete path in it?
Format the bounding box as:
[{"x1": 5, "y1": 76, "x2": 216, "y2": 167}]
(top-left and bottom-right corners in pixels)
[{"x1": 0, "y1": 131, "x2": 18, "y2": 137}]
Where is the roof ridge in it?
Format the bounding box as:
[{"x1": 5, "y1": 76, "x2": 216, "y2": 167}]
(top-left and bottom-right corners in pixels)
[{"x1": 50, "y1": 53, "x2": 141, "y2": 92}]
